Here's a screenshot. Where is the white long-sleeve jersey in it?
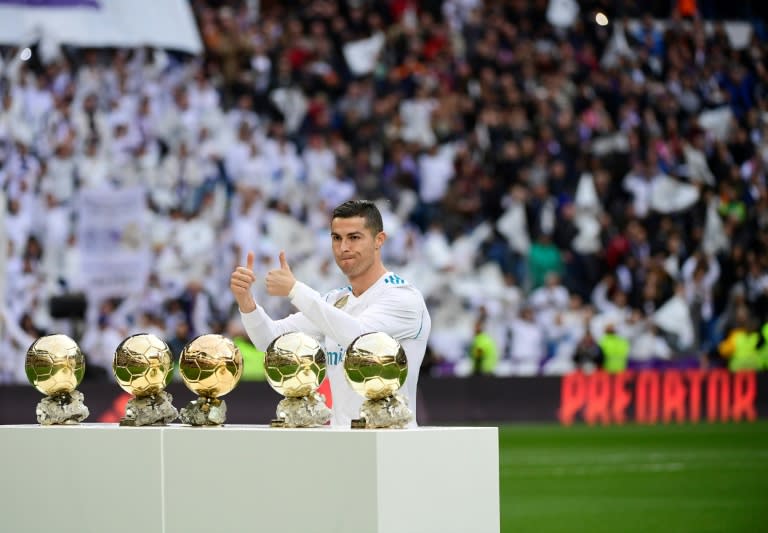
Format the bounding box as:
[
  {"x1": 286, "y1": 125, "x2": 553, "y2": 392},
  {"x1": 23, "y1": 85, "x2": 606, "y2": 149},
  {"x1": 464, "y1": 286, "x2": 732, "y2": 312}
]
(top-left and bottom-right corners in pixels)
[{"x1": 241, "y1": 272, "x2": 431, "y2": 427}]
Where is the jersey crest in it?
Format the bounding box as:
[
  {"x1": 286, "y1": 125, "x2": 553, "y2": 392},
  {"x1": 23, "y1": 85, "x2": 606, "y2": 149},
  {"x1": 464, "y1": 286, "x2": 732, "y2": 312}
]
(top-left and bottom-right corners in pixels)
[{"x1": 333, "y1": 294, "x2": 350, "y2": 309}]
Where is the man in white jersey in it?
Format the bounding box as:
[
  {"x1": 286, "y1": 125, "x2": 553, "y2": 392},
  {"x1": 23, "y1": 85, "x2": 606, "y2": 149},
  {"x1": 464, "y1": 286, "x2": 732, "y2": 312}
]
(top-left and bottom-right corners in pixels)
[{"x1": 230, "y1": 200, "x2": 432, "y2": 427}]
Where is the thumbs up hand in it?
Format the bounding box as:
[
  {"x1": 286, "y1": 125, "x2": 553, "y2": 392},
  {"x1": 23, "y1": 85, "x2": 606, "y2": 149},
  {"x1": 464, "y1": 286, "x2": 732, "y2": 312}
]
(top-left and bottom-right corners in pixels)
[
  {"x1": 279, "y1": 251, "x2": 291, "y2": 272},
  {"x1": 230, "y1": 251, "x2": 257, "y2": 313},
  {"x1": 266, "y1": 250, "x2": 297, "y2": 297}
]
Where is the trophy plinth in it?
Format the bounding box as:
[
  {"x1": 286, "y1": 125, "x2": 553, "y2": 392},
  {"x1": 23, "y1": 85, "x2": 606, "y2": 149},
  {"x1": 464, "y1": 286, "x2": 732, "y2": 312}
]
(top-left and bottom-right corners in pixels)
[
  {"x1": 179, "y1": 334, "x2": 243, "y2": 426},
  {"x1": 119, "y1": 391, "x2": 178, "y2": 426},
  {"x1": 265, "y1": 332, "x2": 330, "y2": 428},
  {"x1": 179, "y1": 396, "x2": 227, "y2": 426},
  {"x1": 36, "y1": 390, "x2": 90, "y2": 425},
  {"x1": 113, "y1": 333, "x2": 178, "y2": 426},
  {"x1": 345, "y1": 332, "x2": 412, "y2": 429},
  {"x1": 26, "y1": 334, "x2": 89, "y2": 425}
]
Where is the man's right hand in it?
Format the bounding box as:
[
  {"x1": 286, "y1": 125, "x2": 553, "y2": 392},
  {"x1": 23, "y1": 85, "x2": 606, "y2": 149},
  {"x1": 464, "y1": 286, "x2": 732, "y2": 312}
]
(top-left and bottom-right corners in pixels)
[{"x1": 230, "y1": 251, "x2": 257, "y2": 313}]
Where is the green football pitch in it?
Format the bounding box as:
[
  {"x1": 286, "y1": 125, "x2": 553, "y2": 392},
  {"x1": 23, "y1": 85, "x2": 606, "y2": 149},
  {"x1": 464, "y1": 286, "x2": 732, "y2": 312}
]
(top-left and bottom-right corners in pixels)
[{"x1": 498, "y1": 422, "x2": 768, "y2": 533}]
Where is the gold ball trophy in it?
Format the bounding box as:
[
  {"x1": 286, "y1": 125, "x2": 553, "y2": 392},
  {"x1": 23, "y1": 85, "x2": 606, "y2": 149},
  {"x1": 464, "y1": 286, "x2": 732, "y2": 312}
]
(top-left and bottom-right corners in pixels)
[
  {"x1": 344, "y1": 332, "x2": 411, "y2": 429},
  {"x1": 25, "y1": 334, "x2": 89, "y2": 425},
  {"x1": 264, "y1": 331, "x2": 330, "y2": 427},
  {"x1": 179, "y1": 334, "x2": 243, "y2": 426},
  {"x1": 113, "y1": 333, "x2": 178, "y2": 426}
]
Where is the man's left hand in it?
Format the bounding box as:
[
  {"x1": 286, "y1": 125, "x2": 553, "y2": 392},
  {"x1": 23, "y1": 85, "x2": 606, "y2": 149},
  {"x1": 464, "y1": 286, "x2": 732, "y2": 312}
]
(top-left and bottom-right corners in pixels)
[{"x1": 265, "y1": 251, "x2": 296, "y2": 297}]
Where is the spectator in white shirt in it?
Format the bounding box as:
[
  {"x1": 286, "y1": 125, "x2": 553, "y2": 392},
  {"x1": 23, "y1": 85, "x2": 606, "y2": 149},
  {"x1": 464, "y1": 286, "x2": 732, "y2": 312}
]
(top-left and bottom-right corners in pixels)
[
  {"x1": 303, "y1": 132, "x2": 337, "y2": 193},
  {"x1": 682, "y1": 250, "x2": 721, "y2": 349},
  {"x1": 79, "y1": 312, "x2": 126, "y2": 378},
  {"x1": 72, "y1": 92, "x2": 109, "y2": 144},
  {"x1": 623, "y1": 160, "x2": 660, "y2": 219},
  {"x1": 318, "y1": 167, "x2": 356, "y2": 212},
  {"x1": 188, "y1": 68, "x2": 221, "y2": 115},
  {"x1": 529, "y1": 272, "x2": 570, "y2": 328},
  {"x1": 44, "y1": 141, "x2": 77, "y2": 203},
  {"x1": 505, "y1": 306, "x2": 546, "y2": 375},
  {"x1": 0, "y1": 91, "x2": 25, "y2": 145},
  {"x1": 399, "y1": 82, "x2": 438, "y2": 147},
  {"x1": 76, "y1": 137, "x2": 110, "y2": 189},
  {"x1": 22, "y1": 74, "x2": 55, "y2": 143}
]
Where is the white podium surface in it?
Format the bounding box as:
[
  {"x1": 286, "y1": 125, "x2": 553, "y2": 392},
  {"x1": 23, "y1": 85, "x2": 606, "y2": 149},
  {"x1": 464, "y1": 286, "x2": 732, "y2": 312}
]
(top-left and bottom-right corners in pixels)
[{"x1": 0, "y1": 425, "x2": 499, "y2": 533}]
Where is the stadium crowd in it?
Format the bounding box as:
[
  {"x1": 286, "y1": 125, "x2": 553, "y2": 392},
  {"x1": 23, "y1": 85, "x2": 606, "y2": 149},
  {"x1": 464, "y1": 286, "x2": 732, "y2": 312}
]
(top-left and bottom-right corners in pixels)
[{"x1": 1, "y1": 0, "x2": 767, "y2": 383}]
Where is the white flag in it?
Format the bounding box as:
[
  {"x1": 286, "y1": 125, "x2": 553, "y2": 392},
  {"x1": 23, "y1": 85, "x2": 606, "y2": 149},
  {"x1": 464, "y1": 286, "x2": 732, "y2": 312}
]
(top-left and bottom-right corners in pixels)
[{"x1": 546, "y1": 0, "x2": 579, "y2": 28}]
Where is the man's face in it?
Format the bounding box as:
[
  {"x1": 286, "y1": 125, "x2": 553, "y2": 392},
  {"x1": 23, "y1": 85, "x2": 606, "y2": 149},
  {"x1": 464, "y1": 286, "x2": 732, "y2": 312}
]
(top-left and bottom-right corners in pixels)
[{"x1": 331, "y1": 216, "x2": 384, "y2": 279}]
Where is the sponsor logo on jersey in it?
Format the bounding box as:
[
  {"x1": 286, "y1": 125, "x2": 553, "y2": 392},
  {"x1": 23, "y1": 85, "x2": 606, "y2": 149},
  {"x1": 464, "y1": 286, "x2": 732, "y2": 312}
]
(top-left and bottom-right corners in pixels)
[{"x1": 327, "y1": 343, "x2": 345, "y2": 365}]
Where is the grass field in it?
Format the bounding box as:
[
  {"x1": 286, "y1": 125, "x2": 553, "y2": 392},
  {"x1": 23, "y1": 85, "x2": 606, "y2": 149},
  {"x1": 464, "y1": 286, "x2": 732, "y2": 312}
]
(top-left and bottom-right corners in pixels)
[{"x1": 499, "y1": 422, "x2": 768, "y2": 533}]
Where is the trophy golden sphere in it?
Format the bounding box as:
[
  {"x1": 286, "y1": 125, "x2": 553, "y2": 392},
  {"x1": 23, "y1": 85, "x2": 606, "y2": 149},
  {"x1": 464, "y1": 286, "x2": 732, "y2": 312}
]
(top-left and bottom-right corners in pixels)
[
  {"x1": 25, "y1": 334, "x2": 85, "y2": 396},
  {"x1": 344, "y1": 332, "x2": 408, "y2": 400},
  {"x1": 179, "y1": 334, "x2": 243, "y2": 398},
  {"x1": 264, "y1": 332, "x2": 326, "y2": 398},
  {"x1": 113, "y1": 333, "x2": 174, "y2": 397}
]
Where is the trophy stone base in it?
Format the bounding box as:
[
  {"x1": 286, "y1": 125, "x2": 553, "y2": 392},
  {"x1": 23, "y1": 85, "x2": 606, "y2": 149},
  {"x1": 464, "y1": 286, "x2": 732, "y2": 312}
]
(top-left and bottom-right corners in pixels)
[
  {"x1": 36, "y1": 390, "x2": 89, "y2": 425},
  {"x1": 352, "y1": 393, "x2": 412, "y2": 429},
  {"x1": 120, "y1": 391, "x2": 178, "y2": 426},
  {"x1": 272, "y1": 390, "x2": 331, "y2": 428},
  {"x1": 179, "y1": 396, "x2": 227, "y2": 426}
]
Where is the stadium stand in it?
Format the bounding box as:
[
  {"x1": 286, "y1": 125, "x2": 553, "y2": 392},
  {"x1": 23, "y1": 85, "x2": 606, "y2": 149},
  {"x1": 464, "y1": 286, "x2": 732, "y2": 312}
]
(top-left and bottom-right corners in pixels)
[{"x1": 0, "y1": 0, "x2": 767, "y2": 383}]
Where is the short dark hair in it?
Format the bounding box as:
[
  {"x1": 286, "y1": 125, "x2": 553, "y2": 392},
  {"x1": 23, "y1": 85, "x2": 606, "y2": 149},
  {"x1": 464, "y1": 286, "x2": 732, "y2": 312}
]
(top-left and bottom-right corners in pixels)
[{"x1": 332, "y1": 200, "x2": 383, "y2": 234}]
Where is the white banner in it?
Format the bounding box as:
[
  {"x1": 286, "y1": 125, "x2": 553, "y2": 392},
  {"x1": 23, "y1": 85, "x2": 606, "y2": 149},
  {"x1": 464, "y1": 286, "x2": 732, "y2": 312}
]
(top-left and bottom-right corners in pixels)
[
  {"x1": 77, "y1": 186, "x2": 151, "y2": 300},
  {"x1": 0, "y1": 0, "x2": 202, "y2": 54}
]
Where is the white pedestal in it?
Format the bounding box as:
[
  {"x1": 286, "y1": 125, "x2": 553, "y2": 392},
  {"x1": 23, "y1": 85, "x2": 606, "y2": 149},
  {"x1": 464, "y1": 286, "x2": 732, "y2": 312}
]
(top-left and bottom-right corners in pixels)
[{"x1": 0, "y1": 425, "x2": 499, "y2": 533}]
